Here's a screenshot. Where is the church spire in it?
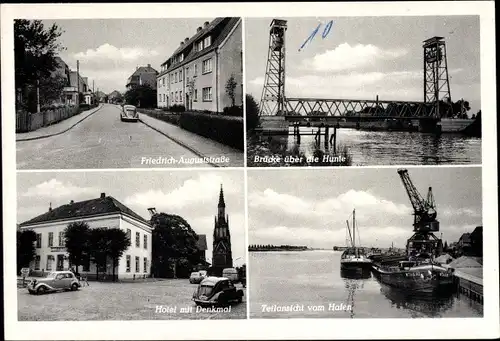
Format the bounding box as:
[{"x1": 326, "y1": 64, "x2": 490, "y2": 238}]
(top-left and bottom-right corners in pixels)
[{"x1": 218, "y1": 184, "x2": 225, "y2": 207}]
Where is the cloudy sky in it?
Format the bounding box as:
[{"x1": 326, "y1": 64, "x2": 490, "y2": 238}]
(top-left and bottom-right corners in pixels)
[
  {"x1": 43, "y1": 18, "x2": 216, "y2": 94},
  {"x1": 248, "y1": 167, "x2": 482, "y2": 249},
  {"x1": 17, "y1": 170, "x2": 246, "y2": 266},
  {"x1": 246, "y1": 16, "x2": 481, "y2": 113}
]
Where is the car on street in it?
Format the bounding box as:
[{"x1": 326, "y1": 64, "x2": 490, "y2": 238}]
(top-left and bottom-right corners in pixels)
[
  {"x1": 222, "y1": 267, "x2": 239, "y2": 282},
  {"x1": 121, "y1": 104, "x2": 139, "y2": 122},
  {"x1": 189, "y1": 270, "x2": 207, "y2": 284},
  {"x1": 27, "y1": 271, "x2": 81, "y2": 295},
  {"x1": 192, "y1": 276, "x2": 243, "y2": 307}
]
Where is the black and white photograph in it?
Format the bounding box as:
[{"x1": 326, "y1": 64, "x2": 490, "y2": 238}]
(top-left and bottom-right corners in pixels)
[
  {"x1": 245, "y1": 17, "x2": 482, "y2": 167},
  {"x1": 248, "y1": 167, "x2": 483, "y2": 318},
  {"x1": 15, "y1": 17, "x2": 244, "y2": 169},
  {"x1": 16, "y1": 170, "x2": 247, "y2": 320}
]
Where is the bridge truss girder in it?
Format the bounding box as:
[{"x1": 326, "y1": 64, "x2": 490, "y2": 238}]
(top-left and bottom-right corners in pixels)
[{"x1": 284, "y1": 97, "x2": 440, "y2": 118}]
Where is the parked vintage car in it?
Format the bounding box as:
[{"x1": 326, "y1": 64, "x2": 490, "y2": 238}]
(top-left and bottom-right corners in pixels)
[
  {"x1": 222, "y1": 267, "x2": 239, "y2": 282},
  {"x1": 192, "y1": 277, "x2": 243, "y2": 306},
  {"x1": 27, "y1": 271, "x2": 81, "y2": 295},
  {"x1": 189, "y1": 270, "x2": 208, "y2": 284},
  {"x1": 120, "y1": 104, "x2": 139, "y2": 122}
]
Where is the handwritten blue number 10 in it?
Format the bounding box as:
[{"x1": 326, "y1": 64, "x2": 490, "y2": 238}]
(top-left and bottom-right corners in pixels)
[{"x1": 299, "y1": 20, "x2": 333, "y2": 51}]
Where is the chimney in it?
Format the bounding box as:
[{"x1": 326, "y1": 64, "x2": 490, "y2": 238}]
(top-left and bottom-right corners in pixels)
[
  {"x1": 136, "y1": 66, "x2": 139, "y2": 70},
  {"x1": 184, "y1": 37, "x2": 189, "y2": 43},
  {"x1": 204, "y1": 21, "x2": 209, "y2": 27},
  {"x1": 197, "y1": 26, "x2": 202, "y2": 32},
  {"x1": 100, "y1": 192, "x2": 106, "y2": 199},
  {"x1": 147, "y1": 63, "x2": 151, "y2": 68},
  {"x1": 70, "y1": 200, "x2": 74, "y2": 205},
  {"x1": 49, "y1": 202, "x2": 52, "y2": 212},
  {"x1": 147, "y1": 207, "x2": 157, "y2": 216},
  {"x1": 180, "y1": 41, "x2": 184, "y2": 46}
]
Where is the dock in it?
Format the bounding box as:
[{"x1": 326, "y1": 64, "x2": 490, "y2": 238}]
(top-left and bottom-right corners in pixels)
[{"x1": 443, "y1": 257, "x2": 483, "y2": 304}]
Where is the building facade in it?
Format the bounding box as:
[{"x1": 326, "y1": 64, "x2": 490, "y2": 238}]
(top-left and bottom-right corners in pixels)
[
  {"x1": 126, "y1": 64, "x2": 158, "y2": 90},
  {"x1": 212, "y1": 185, "x2": 233, "y2": 275},
  {"x1": 156, "y1": 17, "x2": 243, "y2": 112},
  {"x1": 19, "y1": 193, "x2": 152, "y2": 280}
]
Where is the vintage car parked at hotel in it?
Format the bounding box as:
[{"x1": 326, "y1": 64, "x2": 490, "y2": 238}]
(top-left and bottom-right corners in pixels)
[
  {"x1": 189, "y1": 270, "x2": 208, "y2": 284},
  {"x1": 27, "y1": 271, "x2": 81, "y2": 295},
  {"x1": 120, "y1": 104, "x2": 139, "y2": 122},
  {"x1": 192, "y1": 276, "x2": 243, "y2": 306}
]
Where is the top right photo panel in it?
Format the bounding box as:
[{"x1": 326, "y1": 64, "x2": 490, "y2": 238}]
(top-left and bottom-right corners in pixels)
[{"x1": 245, "y1": 16, "x2": 482, "y2": 167}]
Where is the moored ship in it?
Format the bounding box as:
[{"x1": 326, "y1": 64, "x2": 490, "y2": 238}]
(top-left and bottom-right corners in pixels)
[{"x1": 340, "y1": 209, "x2": 372, "y2": 274}]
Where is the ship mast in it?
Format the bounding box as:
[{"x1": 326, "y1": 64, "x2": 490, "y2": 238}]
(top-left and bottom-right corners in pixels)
[{"x1": 353, "y1": 209, "x2": 357, "y2": 257}]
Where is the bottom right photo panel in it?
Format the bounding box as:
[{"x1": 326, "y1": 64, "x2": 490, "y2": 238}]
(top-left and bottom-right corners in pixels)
[{"x1": 247, "y1": 167, "x2": 483, "y2": 319}]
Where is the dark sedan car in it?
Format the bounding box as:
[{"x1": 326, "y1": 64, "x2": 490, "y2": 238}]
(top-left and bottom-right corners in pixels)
[
  {"x1": 192, "y1": 276, "x2": 243, "y2": 307},
  {"x1": 120, "y1": 104, "x2": 139, "y2": 122}
]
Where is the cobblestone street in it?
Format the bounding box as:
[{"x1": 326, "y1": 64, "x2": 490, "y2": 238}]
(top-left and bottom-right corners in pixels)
[{"x1": 18, "y1": 279, "x2": 246, "y2": 320}]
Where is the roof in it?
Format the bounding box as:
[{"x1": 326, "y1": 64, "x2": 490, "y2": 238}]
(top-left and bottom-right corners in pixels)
[
  {"x1": 159, "y1": 17, "x2": 240, "y2": 76},
  {"x1": 196, "y1": 234, "x2": 207, "y2": 250},
  {"x1": 470, "y1": 226, "x2": 482, "y2": 239},
  {"x1": 448, "y1": 256, "x2": 482, "y2": 269},
  {"x1": 130, "y1": 65, "x2": 158, "y2": 78},
  {"x1": 459, "y1": 232, "x2": 471, "y2": 243},
  {"x1": 19, "y1": 195, "x2": 150, "y2": 227}
]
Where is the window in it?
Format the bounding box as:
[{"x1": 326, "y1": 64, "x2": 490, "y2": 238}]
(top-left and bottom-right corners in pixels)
[
  {"x1": 196, "y1": 40, "x2": 204, "y2": 51},
  {"x1": 194, "y1": 64, "x2": 198, "y2": 76},
  {"x1": 193, "y1": 89, "x2": 198, "y2": 102},
  {"x1": 48, "y1": 232, "x2": 53, "y2": 247},
  {"x1": 135, "y1": 256, "x2": 140, "y2": 272},
  {"x1": 59, "y1": 231, "x2": 64, "y2": 246},
  {"x1": 163, "y1": 94, "x2": 165, "y2": 102},
  {"x1": 179, "y1": 69, "x2": 183, "y2": 82},
  {"x1": 179, "y1": 54, "x2": 184, "y2": 62},
  {"x1": 202, "y1": 59, "x2": 212, "y2": 74},
  {"x1": 171, "y1": 92, "x2": 174, "y2": 102},
  {"x1": 144, "y1": 235, "x2": 147, "y2": 249},
  {"x1": 204, "y1": 36, "x2": 211, "y2": 48},
  {"x1": 46, "y1": 255, "x2": 54, "y2": 271},
  {"x1": 180, "y1": 90, "x2": 183, "y2": 103},
  {"x1": 144, "y1": 257, "x2": 148, "y2": 273},
  {"x1": 175, "y1": 72, "x2": 178, "y2": 83},
  {"x1": 170, "y1": 74, "x2": 173, "y2": 84},
  {"x1": 163, "y1": 77, "x2": 165, "y2": 86},
  {"x1": 36, "y1": 233, "x2": 41, "y2": 248},
  {"x1": 202, "y1": 87, "x2": 212, "y2": 101},
  {"x1": 35, "y1": 256, "x2": 40, "y2": 270},
  {"x1": 136, "y1": 232, "x2": 140, "y2": 247},
  {"x1": 159, "y1": 94, "x2": 162, "y2": 102},
  {"x1": 126, "y1": 255, "x2": 131, "y2": 272},
  {"x1": 126, "y1": 229, "x2": 131, "y2": 241}
]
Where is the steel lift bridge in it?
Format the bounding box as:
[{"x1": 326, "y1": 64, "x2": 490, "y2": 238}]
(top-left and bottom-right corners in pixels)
[{"x1": 258, "y1": 19, "x2": 453, "y2": 146}]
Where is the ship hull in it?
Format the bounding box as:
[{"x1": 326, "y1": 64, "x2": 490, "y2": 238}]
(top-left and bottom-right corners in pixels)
[{"x1": 372, "y1": 264, "x2": 454, "y2": 293}]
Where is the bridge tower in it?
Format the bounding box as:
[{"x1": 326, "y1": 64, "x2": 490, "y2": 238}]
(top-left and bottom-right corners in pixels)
[
  {"x1": 423, "y1": 37, "x2": 451, "y2": 118},
  {"x1": 259, "y1": 19, "x2": 287, "y2": 116}
]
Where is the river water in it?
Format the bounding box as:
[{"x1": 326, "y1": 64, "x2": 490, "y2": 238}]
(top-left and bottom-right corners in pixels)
[
  {"x1": 249, "y1": 251, "x2": 483, "y2": 318},
  {"x1": 283, "y1": 128, "x2": 481, "y2": 165}
]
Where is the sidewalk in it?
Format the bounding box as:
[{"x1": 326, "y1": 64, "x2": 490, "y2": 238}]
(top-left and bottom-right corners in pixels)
[
  {"x1": 16, "y1": 104, "x2": 103, "y2": 142},
  {"x1": 139, "y1": 113, "x2": 244, "y2": 167}
]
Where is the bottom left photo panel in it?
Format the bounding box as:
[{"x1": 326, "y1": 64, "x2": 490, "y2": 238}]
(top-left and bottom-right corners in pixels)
[{"x1": 16, "y1": 170, "x2": 247, "y2": 321}]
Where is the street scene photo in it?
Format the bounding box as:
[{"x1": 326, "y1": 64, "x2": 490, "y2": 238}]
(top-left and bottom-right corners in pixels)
[
  {"x1": 248, "y1": 167, "x2": 483, "y2": 318},
  {"x1": 245, "y1": 17, "x2": 482, "y2": 167},
  {"x1": 15, "y1": 17, "x2": 244, "y2": 169},
  {"x1": 16, "y1": 170, "x2": 246, "y2": 320}
]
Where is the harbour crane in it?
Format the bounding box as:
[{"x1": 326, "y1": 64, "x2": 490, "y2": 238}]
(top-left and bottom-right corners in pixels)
[{"x1": 397, "y1": 169, "x2": 443, "y2": 258}]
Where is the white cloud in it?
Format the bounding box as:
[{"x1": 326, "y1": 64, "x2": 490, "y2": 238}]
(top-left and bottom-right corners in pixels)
[
  {"x1": 22, "y1": 179, "x2": 97, "y2": 198},
  {"x1": 302, "y1": 43, "x2": 408, "y2": 72},
  {"x1": 250, "y1": 189, "x2": 410, "y2": 217},
  {"x1": 441, "y1": 207, "x2": 482, "y2": 218},
  {"x1": 74, "y1": 44, "x2": 160, "y2": 62},
  {"x1": 124, "y1": 173, "x2": 240, "y2": 211}
]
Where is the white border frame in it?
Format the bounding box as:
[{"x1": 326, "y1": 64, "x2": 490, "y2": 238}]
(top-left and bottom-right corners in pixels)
[{"x1": 2, "y1": 2, "x2": 498, "y2": 340}]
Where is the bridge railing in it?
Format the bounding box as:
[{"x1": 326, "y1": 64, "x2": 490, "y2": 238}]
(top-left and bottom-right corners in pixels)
[{"x1": 283, "y1": 98, "x2": 438, "y2": 118}]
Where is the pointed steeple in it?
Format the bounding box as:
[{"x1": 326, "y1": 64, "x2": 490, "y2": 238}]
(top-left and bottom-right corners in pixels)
[{"x1": 218, "y1": 184, "x2": 225, "y2": 207}]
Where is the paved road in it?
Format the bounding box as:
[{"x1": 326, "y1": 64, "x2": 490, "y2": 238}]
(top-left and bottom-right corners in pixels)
[
  {"x1": 18, "y1": 279, "x2": 247, "y2": 320},
  {"x1": 16, "y1": 104, "x2": 211, "y2": 169}
]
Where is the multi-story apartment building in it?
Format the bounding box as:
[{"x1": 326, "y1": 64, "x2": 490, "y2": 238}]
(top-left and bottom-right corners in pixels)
[
  {"x1": 19, "y1": 193, "x2": 152, "y2": 280},
  {"x1": 126, "y1": 64, "x2": 158, "y2": 90},
  {"x1": 157, "y1": 17, "x2": 242, "y2": 112}
]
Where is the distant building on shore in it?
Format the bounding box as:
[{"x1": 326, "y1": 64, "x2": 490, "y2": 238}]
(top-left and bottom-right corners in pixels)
[{"x1": 156, "y1": 17, "x2": 242, "y2": 112}]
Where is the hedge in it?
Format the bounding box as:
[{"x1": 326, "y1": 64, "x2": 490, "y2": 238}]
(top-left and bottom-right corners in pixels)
[
  {"x1": 179, "y1": 112, "x2": 244, "y2": 150},
  {"x1": 139, "y1": 109, "x2": 181, "y2": 126}
]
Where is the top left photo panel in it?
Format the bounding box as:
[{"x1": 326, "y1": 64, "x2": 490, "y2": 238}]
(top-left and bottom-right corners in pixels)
[{"x1": 14, "y1": 17, "x2": 244, "y2": 169}]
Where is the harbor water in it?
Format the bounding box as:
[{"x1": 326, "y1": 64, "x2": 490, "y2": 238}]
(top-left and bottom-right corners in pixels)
[
  {"x1": 250, "y1": 251, "x2": 483, "y2": 318},
  {"x1": 285, "y1": 128, "x2": 481, "y2": 165}
]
